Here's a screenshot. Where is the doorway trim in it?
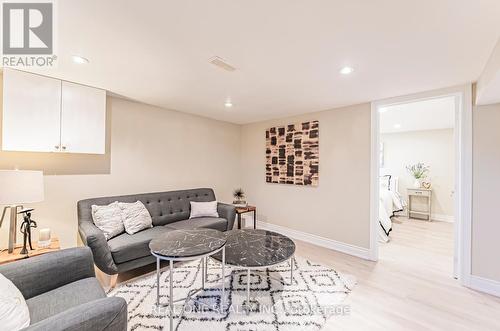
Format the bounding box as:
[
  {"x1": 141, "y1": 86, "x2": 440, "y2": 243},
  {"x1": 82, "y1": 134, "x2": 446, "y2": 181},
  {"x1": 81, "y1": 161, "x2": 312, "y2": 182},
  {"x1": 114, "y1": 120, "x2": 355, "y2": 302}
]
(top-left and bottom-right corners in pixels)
[{"x1": 369, "y1": 84, "x2": 472, "y2": 286}]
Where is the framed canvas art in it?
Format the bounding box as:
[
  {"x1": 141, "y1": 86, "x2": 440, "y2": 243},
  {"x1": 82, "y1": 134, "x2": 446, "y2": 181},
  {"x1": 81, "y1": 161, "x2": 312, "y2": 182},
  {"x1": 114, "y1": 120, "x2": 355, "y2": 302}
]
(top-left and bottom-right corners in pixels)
[{"x1": 265, "y1": 120, "x2": 319, "y2": 186}]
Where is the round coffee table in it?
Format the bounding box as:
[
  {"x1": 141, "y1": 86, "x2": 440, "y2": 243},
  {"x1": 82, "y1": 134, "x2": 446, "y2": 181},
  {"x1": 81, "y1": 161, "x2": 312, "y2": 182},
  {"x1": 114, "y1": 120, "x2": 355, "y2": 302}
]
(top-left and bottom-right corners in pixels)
[
  {"x1": 211, "y1": 229, "x2": 296, "y2": 312},
  {"x1": 149, "y1": 229, "x2": 226, "y2": 330}
]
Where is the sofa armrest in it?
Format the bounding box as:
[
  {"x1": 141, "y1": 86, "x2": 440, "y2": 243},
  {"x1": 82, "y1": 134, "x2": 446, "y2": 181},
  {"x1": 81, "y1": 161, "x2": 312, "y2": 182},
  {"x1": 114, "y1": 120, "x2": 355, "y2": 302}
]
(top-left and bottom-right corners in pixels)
[
  {"x1": 0, "y1": 247, "x2": 95, "y2": 300},
  {"x1": 217, "y1": 202, "x2": 236, "y2": 231},
  {"x1": 79, "y1": 220, "x2": 119, "y2": 275},
  {"x1": 23, "y1": 297, "x2": 127, "y2": 331}
]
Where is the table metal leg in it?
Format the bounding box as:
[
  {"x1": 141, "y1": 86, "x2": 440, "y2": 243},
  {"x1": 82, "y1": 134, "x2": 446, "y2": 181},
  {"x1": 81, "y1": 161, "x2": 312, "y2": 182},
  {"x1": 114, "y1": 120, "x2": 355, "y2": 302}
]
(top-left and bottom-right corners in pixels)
[
  {"x1": 237, "y1": 213, "x2": 242, "y2": 229},
  {"x1": 156, "y1": 257, "x2": 160, "y2": 306},
  {"x1": 253, "y1": 209, "x2": 256, "y2": 229},
  {"x1": 201, "y1": 257, "x2": 205, "y2": 289},
  {"x1": 169, "y1": 260, "x2": 174, "y2": 331},
  {"x1": 246, "y1": 268, "x2": 250, "y2": 313},
  {"x1": 221, "y1": 246, "x2": 225, "y2": 311},
  {"x1": 205, "y1": 257, "x2": 208, "y2": 280}
]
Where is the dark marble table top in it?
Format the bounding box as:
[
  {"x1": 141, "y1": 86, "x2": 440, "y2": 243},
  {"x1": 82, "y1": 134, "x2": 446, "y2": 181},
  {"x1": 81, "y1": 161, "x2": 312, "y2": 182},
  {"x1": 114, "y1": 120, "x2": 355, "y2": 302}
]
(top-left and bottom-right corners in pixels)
[
  {"x1": 149, "y1": 229, "x2": 226, "y2": 259},
  {"x1": 211, "y1": 229, "x2": 295, "y2": 268}
]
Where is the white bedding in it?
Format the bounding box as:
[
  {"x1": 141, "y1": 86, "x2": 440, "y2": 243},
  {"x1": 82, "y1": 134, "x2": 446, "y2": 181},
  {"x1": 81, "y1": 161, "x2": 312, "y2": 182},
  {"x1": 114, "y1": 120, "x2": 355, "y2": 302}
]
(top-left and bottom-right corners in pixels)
[
  {"x1": 379, "y1": 176, "x2": 405, "y2": 242},
  {"x1": 379, "y1": 199, "x2": 392, "y2": 243}
]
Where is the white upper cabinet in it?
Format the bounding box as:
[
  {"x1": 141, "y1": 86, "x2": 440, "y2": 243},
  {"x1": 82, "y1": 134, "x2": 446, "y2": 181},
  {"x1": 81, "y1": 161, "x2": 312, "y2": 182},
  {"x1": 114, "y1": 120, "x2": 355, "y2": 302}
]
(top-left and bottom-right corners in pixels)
[
  {"x1": 61, "y1": 82, "x2": 106, "y2": 154},
  {"x1": 2, "y1": 69, "x2": 106, "y2": 154},
  {"x1": 2, "y1": 69, "x2": 62, "y2": 152}
]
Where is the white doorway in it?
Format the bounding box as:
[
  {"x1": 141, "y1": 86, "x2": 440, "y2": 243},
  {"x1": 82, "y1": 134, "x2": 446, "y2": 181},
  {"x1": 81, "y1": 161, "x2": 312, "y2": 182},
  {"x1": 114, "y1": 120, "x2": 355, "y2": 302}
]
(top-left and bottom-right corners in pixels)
[{"x1": 370, "y1": 85, "x2": 472, "y2": 284}]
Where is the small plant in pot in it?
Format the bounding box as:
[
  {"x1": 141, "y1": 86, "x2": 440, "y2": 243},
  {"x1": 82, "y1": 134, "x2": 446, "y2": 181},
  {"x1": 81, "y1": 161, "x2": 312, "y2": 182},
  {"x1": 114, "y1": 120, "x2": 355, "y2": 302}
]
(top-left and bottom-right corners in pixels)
[
  {"x1": 232, "y1": 188, "x2": 247, "y2": 207},
  {"x1": 406, "y1": 162, "x2": 429, "y2": 188}
]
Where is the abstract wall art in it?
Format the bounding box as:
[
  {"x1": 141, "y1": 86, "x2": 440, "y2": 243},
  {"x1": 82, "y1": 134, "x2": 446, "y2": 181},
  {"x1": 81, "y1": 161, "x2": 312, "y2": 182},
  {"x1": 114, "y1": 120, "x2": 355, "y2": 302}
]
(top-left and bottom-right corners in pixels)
[{"x1": 265, "y1": 120, "x2": 319, "y2": 186}]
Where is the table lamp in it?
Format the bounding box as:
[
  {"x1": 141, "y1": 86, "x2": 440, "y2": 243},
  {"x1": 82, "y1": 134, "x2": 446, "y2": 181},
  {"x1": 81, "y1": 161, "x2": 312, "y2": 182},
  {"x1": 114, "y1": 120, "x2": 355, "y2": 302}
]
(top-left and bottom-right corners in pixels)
[{"x1": 0, "y1": 170, "x2": 44, "y2": 253}]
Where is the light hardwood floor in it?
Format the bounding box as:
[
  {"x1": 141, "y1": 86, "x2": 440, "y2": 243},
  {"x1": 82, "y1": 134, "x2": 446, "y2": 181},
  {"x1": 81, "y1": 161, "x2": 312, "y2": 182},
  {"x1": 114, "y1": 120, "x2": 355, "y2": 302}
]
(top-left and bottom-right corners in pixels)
[
  {"x1": 311, "y1": 217, "x2": 500, "y2": 331},
  {"x1": 115, "y1": 218, "x2": 500, "y2": 330}
]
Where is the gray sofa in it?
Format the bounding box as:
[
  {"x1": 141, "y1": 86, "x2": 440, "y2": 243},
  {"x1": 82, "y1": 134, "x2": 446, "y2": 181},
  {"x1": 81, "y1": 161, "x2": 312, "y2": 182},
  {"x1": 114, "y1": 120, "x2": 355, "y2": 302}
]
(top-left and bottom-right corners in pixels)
[
  {"x1": 78, "y1": 188, "x2": 236, "y2": 275},
  {"x1": 0, "y1": 247, "x2": 127, "y2": 331}
]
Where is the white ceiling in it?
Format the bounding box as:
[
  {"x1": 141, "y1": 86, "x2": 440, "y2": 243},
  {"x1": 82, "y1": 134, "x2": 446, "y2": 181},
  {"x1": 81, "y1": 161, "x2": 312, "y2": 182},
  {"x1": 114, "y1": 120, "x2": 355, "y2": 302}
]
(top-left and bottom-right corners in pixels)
[
  {"x1": 380, "y1": 96, "x2": 455, "y2": 133},
  {"x1": 21, "y1": 0, "x2": 500, "y2": 124}
]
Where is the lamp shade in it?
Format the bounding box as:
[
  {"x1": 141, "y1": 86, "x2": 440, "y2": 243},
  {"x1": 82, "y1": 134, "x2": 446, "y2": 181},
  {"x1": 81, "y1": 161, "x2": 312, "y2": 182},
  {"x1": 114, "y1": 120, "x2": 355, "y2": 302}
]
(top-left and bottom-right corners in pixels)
[{"x1": 0, "y1": 170, "x2": 44, "y2": 205}]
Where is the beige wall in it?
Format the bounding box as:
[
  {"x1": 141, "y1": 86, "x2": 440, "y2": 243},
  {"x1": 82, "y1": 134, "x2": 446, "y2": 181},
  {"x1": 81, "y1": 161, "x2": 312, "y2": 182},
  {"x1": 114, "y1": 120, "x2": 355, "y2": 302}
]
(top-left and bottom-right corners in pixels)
[
  {"x1": 1, "y1": 71, "x2": 497, "y2": 287},
  {"x1": 472, "y1": 102, "x2": 500, "y2": 282},
  {"x1": 240, "y1": 103, "x2": 371, "y2": 249},
  {"x1": 0, "y1": 95, "x2": 241, "y2": 249},
  {"x1": 381, "y1": 129, "x2": 455, "y2": 220}
]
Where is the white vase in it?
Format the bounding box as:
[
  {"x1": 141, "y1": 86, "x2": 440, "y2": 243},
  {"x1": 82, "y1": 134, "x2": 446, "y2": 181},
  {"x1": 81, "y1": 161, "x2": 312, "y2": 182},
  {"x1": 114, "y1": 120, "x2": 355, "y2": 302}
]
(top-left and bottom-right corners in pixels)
[{"x1": 413, "y1": 178, "x2": 421, "y2": 188}]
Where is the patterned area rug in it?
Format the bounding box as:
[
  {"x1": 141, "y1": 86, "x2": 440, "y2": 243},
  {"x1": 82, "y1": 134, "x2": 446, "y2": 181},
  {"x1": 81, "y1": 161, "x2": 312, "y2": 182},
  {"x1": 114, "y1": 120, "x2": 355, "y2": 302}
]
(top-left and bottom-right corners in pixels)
[{"x1": 109, "y1": 256, "x2": 356, "y2": 330}]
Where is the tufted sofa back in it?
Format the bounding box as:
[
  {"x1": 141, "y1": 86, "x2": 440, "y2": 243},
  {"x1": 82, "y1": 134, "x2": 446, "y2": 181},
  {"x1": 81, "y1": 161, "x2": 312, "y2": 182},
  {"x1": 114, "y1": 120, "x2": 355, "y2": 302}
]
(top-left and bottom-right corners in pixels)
[{"x1": 77, "y1": 188, "x2": 216, "y2": 227}]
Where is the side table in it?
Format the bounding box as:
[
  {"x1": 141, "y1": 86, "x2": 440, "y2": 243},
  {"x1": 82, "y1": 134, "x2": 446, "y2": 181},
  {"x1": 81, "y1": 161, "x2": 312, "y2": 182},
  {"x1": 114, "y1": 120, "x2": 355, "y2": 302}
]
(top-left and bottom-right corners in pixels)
[
  {"x1": 149, "y1": 229, "x2": 226, "y2": 330},
  {"x1": 0, "y1": 237, "x2": 60, "y2": 265},
  {"x1": 235, "y1": 205, "x2": 256, "y2": 229}
]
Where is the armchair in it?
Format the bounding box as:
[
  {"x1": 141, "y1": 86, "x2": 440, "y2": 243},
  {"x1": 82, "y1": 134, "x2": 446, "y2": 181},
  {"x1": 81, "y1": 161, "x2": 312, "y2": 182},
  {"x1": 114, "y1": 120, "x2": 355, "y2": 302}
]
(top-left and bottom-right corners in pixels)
[{"x1": 0, "y1": 247, "x2": 127, "y2": 331}]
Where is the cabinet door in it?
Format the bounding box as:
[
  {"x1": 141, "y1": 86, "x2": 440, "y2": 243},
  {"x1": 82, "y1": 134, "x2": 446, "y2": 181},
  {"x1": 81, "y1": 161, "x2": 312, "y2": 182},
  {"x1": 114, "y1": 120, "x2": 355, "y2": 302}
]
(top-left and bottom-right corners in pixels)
[
  {"x1": 60, "y1": 81, "x2": 106, "y2": 154},
  {"x1": 2, "y1": 69, "x2": 62, "y2": 152}
]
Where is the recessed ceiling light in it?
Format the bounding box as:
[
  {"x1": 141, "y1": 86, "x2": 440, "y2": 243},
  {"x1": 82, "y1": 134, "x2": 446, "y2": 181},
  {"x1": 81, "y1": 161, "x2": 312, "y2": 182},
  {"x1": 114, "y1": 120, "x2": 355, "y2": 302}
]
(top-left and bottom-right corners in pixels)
[
  {"x1": 224, "y1": 101, "x2": 233, "y2": 108},
  {"x1": 72, "y1": 55, "x2": 89, "y2": 64},
  {"x1": 394, "y1": 124, "x2": 401, "y2": 129},
  {"x1": 340, "y1": 66, "x2": 354, "y2": 75}
]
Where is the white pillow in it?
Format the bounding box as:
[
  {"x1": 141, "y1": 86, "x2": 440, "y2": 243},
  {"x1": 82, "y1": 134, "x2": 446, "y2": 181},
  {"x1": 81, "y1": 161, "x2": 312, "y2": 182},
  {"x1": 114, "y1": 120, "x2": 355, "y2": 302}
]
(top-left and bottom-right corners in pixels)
[
  {"x1": 118, "y1": 201, "x2": 153, "y2": 235},
  {"x1": 0, "y1": 273, "x2": 30, "y2": 331},
  {"x1": 190, "y1": 201, "x2": 219, "y2": 218},
  {"x1": 91, "y1": 202, "x2": 125, "y2": 240}
]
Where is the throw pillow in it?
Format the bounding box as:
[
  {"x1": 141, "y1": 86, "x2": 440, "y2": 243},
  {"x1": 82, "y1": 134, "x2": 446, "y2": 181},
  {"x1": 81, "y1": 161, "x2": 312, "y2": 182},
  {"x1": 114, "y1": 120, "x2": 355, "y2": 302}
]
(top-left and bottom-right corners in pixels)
[
  {"x1": 118, "y1": 201, "x2": 153, "y2": 235},
  {"x1": 0, "y1": 273, "x2": 30, "y2": 331},
  {"x1": 91, "y1": 202, "x2": 125, "y2": 240},
  {"x1": 189, "y1": 201, "x2": 219, "y2": 218}
]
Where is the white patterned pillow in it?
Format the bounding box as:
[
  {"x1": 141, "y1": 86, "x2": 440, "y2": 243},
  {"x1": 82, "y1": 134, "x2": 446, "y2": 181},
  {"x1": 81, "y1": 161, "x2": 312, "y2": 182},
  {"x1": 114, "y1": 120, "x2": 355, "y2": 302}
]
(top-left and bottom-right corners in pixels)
[
  {"x1": 189, "y1": 201, "x2": 219, "y2": 218},
  {"x1": 91, "y1": 202, "x2": 125, "y2": 240},
  {"x1": 118, "y1": 201, "x2": 153, "y2": 235},
  {"x1": 0, "y1": 273, "x2": 30, "y2": 331}
]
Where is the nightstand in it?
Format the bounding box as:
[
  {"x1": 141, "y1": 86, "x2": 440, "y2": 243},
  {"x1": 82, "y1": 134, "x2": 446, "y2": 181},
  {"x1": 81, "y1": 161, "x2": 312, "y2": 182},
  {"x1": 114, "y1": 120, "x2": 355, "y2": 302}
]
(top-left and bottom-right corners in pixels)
[{"x1": 407, "y1": 188, "x2": 432, "y2": 221}]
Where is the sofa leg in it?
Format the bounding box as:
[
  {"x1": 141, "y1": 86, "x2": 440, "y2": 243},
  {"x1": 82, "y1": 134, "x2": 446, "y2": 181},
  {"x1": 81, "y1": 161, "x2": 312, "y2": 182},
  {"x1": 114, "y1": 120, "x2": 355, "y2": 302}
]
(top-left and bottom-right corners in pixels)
[
  {"x1": 95, "y1": 266, "x2": 119, "y2": 290},
  {"x1": 109, "y1": 274, "x2": 118, "y2": 289}
]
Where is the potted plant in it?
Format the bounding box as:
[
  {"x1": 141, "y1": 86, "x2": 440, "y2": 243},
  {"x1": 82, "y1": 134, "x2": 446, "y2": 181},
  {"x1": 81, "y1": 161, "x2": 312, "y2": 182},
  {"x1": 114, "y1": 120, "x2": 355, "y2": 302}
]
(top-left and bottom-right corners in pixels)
[
  {"x1": 232, "y1": 188, "x2": 247, "y2": 207},
  {"x1": 406, "y1": 163, "x2": 429, "y2": 188}
]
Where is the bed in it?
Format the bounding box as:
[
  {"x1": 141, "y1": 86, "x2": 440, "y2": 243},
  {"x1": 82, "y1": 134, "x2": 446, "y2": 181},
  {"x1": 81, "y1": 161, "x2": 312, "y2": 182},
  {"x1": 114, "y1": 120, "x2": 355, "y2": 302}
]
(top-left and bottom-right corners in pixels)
[{"x1": 379, "y1": 175, "x2": 405, "y2": 242}]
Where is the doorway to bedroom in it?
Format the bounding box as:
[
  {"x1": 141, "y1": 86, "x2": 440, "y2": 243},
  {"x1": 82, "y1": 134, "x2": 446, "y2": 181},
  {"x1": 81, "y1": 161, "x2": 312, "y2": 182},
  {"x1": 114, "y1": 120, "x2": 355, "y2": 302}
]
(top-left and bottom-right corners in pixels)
[
  {"x1": 378, "y1": 96, "x2": 455, "y2": 271},
  {"x1": 370, "y1": 86, "x2": 472, "y2": 283}
]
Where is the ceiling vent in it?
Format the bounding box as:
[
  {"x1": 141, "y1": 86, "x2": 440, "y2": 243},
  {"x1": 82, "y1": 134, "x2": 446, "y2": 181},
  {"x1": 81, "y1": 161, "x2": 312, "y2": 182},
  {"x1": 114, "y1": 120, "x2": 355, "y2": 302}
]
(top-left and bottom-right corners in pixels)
[{"x1": 209, "y1": 56, "x2": 236, "y2": 72}]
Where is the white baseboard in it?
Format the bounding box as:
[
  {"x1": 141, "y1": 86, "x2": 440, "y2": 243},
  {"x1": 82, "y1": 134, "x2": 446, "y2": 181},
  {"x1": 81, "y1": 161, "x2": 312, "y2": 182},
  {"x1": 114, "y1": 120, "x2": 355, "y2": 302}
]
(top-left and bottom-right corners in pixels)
[
  {"x1": 431, "y1": 213, "x2": 454, "y2": 222},
  {"x1": 256, "y1": 220, "x2": 371, "y2": 260},
  {"x1": 469, "y1": 275, "x2": 500, "y2": 297}
]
